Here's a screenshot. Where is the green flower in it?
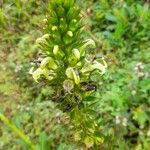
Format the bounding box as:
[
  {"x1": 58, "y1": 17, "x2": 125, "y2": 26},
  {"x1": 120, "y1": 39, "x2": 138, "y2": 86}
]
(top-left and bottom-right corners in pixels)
[
  {"x1": 40, "y1": 57, "x2": 58, "y2": 70},
  {"x1": 29, "y1": 67, "x2": 55, "y2": 82},
  {"x1": 81, "y1": 58, "x2": 107, "y2": 76},
  {"x1": 66, "y1": 67, "x2": 80, "y2": 85}
]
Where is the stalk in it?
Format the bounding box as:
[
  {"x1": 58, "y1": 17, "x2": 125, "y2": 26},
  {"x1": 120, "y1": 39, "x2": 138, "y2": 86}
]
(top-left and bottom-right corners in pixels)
[{"x1": 0, "y1": 113, "x2": 36, "y2": 150}]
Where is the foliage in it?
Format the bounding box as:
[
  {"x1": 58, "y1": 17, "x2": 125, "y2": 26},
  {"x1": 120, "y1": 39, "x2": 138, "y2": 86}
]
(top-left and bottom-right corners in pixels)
[
  {"x1": 0, "y1": 0, "x2": 150, "y2": 149},
  {"x1": 80, "y1": 0, "x2": 150, "y2": 149}
]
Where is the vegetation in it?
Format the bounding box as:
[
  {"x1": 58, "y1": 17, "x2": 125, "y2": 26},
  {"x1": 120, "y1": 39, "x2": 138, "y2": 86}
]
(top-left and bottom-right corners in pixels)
[{"x1": 0, "y1": 0, "x2": 150, "y2": 149}]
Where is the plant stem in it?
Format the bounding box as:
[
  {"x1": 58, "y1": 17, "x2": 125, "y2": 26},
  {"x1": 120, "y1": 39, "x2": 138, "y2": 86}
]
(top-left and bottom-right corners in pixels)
[{"x1": 0, "y1": 113, "x2": 36, "y2": 150}]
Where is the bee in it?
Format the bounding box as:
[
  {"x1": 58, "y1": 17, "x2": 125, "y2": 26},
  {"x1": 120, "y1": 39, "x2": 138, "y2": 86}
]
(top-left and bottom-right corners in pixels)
[
  {"x1": 80, "y1": 81, "x2": 97, "y2": 92},
  {"x1": 51, "y1": 90, "x2": 65, "y2": 103}
]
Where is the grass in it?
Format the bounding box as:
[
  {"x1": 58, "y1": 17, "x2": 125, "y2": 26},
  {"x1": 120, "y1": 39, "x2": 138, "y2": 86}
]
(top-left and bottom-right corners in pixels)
[{"x1": 0, "y1": 0, "x2": 150, "y2": 149}]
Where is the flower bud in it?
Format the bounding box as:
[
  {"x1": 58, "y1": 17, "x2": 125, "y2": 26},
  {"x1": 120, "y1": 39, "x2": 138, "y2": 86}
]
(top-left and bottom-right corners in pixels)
[
  {"x1": 53, "y1": 45, "x2": 65, "y2": 59},
  {"x1": 66, "y1": 67, "x2": 74, "y2": 79},
  {"x1": 52, "y1": 26, "x2": 58, "y2": 31},
  {"x1": 72, "y1": 49, "x2": 80, "y2": 60},
  {"x1": 67, "y1": 31, "x2": 73, "y2": 37},
  {"x1": 53, "y1": 45, "x2": 59, "y2": 55},
  {"x1": 60, "y1": 18, "x2": 64, "y2": 21},
  {"x1": 73, "y1": 19, "x2": 77, "y2": 23}
]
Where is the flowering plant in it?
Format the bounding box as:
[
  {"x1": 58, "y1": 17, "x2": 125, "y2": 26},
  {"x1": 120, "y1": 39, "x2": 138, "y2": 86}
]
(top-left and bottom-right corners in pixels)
[{"x1": 30, "y1": 0, "x2": 107, "y2": 147}]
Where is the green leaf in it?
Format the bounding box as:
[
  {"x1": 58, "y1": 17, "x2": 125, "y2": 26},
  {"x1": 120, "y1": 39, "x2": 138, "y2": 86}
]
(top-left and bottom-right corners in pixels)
[
  {"x1": 105, "y1": 13, "x2": 117, "y2": 22},
  {"x1": 37, "y1": 132, "x2": 49, "y2": 150},
  {"x1": 16, "y1": 139, "x2": 30, "y2": 149},
  {"x1": 84, "y1": 96, "x2": 97, "y2": 101}
]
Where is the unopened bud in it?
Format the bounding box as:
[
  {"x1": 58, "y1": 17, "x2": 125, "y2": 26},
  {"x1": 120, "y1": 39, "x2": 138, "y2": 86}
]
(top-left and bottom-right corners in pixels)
[
  {"x1": 60, "y1": 18, "x2": 64, "y2": 21},
  {"x1": 52, "y1": 26, "x2": 58, "y2": 31},
  {"x1": 67, "y1": 31, "x2": 73, "y2": 37},
  {"x1": 73, "y1": 19, "x2": 77, "y2": 23},
  {"x1": 53, "y1": 45, "x2": 59, "y2": 55},
  {"x1": 73, "y1": 49, "x2": 80, "y2": 60}
]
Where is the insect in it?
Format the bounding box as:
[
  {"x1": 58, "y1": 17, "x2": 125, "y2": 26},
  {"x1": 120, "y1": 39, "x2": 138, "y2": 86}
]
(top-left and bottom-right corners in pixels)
[{"x1": 80, "y1": 81, "x2": 97, "y2": 92}]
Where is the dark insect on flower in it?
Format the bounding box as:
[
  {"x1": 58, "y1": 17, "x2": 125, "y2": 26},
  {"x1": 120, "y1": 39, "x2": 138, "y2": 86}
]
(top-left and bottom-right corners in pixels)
[
  {"x1": 51, "y1": 90, "x2": 65, "y2": 103},
  {"x1": 32, "y1": 58, "x2": 43, "y2": 66},
  {"x1": 63, "y1": 104, "x2": 73, "y2": 112},
  {"x1": 80, "y1": 81, "x2": 97, "y2": 92}
]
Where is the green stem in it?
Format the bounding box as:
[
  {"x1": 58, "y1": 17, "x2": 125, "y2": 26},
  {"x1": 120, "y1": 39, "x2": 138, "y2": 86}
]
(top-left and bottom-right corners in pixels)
[{"x1": 0, "y1": 113, "x2": 36, "y2": 150}]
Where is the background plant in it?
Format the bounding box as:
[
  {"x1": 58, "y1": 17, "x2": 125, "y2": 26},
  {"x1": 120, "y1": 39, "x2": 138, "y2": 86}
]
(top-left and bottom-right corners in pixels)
[{"x1": 0, "y1": 0, "x2": 150, "y2": 149}]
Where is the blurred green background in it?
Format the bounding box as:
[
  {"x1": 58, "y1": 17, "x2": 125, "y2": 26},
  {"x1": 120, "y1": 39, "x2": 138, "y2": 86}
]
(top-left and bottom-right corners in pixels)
[{"x1": 0, "y1": 0, "x2": 150, "y2": 149}]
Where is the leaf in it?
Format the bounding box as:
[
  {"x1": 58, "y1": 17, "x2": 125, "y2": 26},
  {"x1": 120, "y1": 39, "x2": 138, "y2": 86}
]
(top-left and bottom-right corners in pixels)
[
  {"x1": 84, "y1": 96, "x2": 97, "y2": 101},
  {"x1": 105, "y1": 13, "x2": 117, "y2": 22},
  {"x1": 37, "y1": 132, "x2": 49, "y2": 150},
  {"x1": 16, "y1": 139, "x2": 30, "y2": 149},
  {"x1": 114, "y1": 8, "x2": 128, "y2": 26},
  {"x1": 72, "y1": 48, "x2": 80, "y2": 60},
  {"x1": 114, "y1": 22, "x2": 124, "y2": 40}
]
